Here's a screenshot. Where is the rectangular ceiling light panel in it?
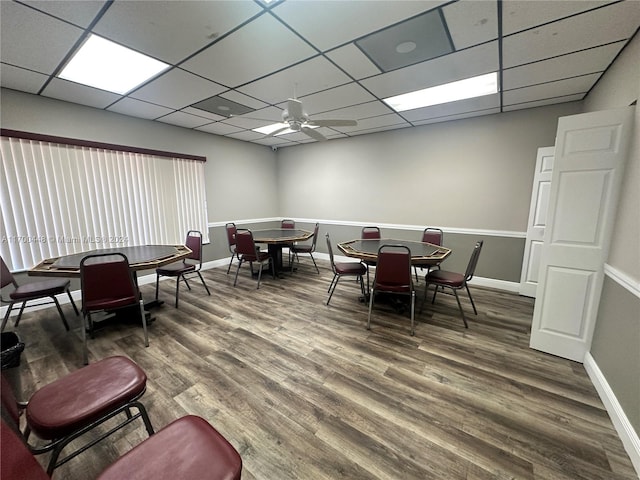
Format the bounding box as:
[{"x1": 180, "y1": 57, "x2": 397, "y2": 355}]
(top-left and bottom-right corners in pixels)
[
  {"x1": 59, "y1": 34, "x2": 170, "y2": 95},
  {"x1": 384, "y1": 72, "x2": 499, "y2": 112}
]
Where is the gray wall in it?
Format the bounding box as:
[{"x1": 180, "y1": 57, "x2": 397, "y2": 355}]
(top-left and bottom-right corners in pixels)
[
  {"x1": 276, "y1": 103, "x2": 580, "y2": 231},
  {"x1": 275, "y1": 102, "x2": 581, "y2": 283},
  {"x1": 583, "y1": 34, "x2": 640, "y2": 437}
]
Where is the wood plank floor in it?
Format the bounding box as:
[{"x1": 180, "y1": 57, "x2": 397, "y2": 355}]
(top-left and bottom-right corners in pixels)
[{"x1": 8, "y1": 259, "x2": 637, "y2": 479}]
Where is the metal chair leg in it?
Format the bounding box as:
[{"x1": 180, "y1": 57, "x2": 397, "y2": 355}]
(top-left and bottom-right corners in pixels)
[
  {"x1": 196, "y1": 272, "x2": 211, "y2": 295},
  {"x1": 465, "y1": 284, "x2": 478, "y2": 315},
  {"x1": 233, "y1": 259, "x2": 243, "y2": 287},
  {"x1": 452, "y1": 289, "x2": 468, "y2": 328},
  {"x1": 52, "y1": 297, "x2": 70, "y2": 331}
]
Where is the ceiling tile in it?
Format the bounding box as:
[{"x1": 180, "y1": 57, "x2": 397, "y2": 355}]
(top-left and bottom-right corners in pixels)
[
  {"x1": 195, "y1": 122, "x2": 244, "y2": 135},
  {"x1": 156, "y1": 111, "x2": 211, "y2": 129},
  {"x1": 42, "y1": 78, "x2": 121, "y2": 108},
  {"x1": 181, "y1": 107, "x2": 226, "y2": 122},
  {"x1": 443, "y1": 0, "x2": 499, "y2": 49},
  {"x1": 181, "y1": 14, "x2": 316, "y2": 88},
  {"x1": 273, "y1": 0, "x2": 447, "y2": 52},
  {"x1": 107, "y1": 97, "x2": 174, "y2": 119},
  {"x1": 93, "y1": 0, "x2": 262, "y2": 64},
  {"x1": 400, "y1": 94, "x2": 500, "y2": 122},
  {"x1": 299, "y1": 83, "x2": 376, "y2": 115},
  {"x1": 219, "y1": 90, "x2": 269, "y2": 110},
  {"x1": 502, "y1": 0, "x2": 618, "y2": 35},
  {"x1": 502, "y1": 42, "x2": 626, "y2": 90},
  {"x1": 503, "y1": 94, "x2": 584, "y2": 112},
  {"x1": 226, "y1": 130, "x2": 266, "y2": 141},
  {"x1": 237, "y1": 56, "x2": 352, "y2": 104},
  {"x1": 1, "y1": 1, "x2": 83, "y2": 74},
  {"x1": 413, "y1": 107, "x2": 501, "y2": 125},
  {"x1": 313, "y1": 101, "x2": 393, "y2": 122},
  {"x1": 503, "y1": 74, "x2": 599, "y2": 105},
  {"x1": 361, "y1": 41, "x2": 499, "y2": 98},
  {"x1": 503, "y1": 1, "x2": 640, "y2": 67},
  {"x1": 25, "y1": 0, "x2": 107, "y2": 28},
  {"x1": 333, "y1": 113, "x2": 408, "y2": 133},
  {"x1": 325, "y1": 44, "x2": 381, "y2": 80},
  {"x1": 130, "y1": 68, "x2": 227, "y2": 110},
  {"x1": 0, "y1": 64, "x2": 48, "y2": 93}
]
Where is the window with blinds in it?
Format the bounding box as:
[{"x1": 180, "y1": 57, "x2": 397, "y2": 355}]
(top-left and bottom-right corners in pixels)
[{"x1": 0, "y1": 134, "x2": 208, "y2": 271}]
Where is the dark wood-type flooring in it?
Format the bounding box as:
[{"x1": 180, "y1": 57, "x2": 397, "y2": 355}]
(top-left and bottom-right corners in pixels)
[{"x1": 6, "y1": 258, "x2": 638, "y2": 479}]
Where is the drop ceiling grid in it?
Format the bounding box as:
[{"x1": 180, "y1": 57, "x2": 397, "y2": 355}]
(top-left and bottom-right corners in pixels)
[{"x1": 0, "y1": 0, "x2": 637, "y2": 146}]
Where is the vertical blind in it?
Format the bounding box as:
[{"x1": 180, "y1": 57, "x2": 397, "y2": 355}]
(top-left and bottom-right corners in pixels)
[{"x1": 0, "y1": 135, "x2": 208, "y2": 271}]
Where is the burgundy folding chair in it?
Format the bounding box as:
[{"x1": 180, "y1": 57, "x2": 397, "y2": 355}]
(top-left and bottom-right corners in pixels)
[
  {"x1": 233, "y1": 229, "x2": 274, "y2": 289},
  {"x1": 80, "y1": 253, "x2": 148, "y2": 365},
  {"x1": 325, "y1": 233, "x2": 368, "y2": 305},
  {"x1": 423, "y1": 240, "x2": 483, "y2": 328},
  {"x1": 2, "y1": 411, "x2": 241, "y2": 480},
  {"x1": 290, "y1": 222, "x2": 320, "y2": 274},
  {"x1": 367, "y1": 245, "x2": 416, "y2": 335},
  {"x1": 225, "y1": 222, "x2": 240, "y2": 274},
  {"x1": 361, "y1": 226, "x2": 381, "y2": 239},
  {"x1": 0, "y1": 355, "x2": 154, "y2": 477},
  {"x1": 1, "y1": 256, "x2": 79, "y2": 332},
  {"x1": 281, "y1": 219, "x2": 295, "y2": 229},
  {"x1": 415, "y1": 227, "x2": 444, "y2": 282},
  {"x1": 155, "y1": 230, "x2": 211, "y2": 308}
]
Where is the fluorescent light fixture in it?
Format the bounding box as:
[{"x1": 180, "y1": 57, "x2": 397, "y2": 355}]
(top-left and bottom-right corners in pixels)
[
  {"x1": 253, "y1": 123, "x2": 318, "y2": 136},
  {"x1": 59, "y1": 34, "x2": 170, "y2": 95},
  {"x1": 384, "y1": 72, "x2": 498, "y2": 112}
]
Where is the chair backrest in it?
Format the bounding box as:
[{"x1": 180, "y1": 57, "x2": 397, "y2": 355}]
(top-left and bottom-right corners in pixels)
[
  {"x1": 281, "y1": 219, "x2": 295, "y2": 229},
  {"x1": 464, "y1": 241, "x2": 484, "y2": 283},
  {"x1": 374, "y1": 245, "x2": 412, "y2": 291},
  {"x1": 309, "y1": 222, "x2": 320, "y2": 249},
  {"x1": 1, "y1": 420, "x2": 49, "y2": 480},
  {"x1": 325, "y1": 234, "x2": 337, "y2": 273},
  {"x1": 184, "y1": 230, "x2": 203, "y2": 264},
  {"x1": 225, "y1": 223, "x2": 237, "y2": 250},
  {"x1": 235, "y1": 229, "x2": 259, "y2": 261},
  {"x1": 0, "y1": 257, "x2": 18, "y2": 289},
  {"x1": 361, "y1": 226, "x2": 381, "y2": 239},
  {"x1": 422, "y1": 228, "x2": 443, "y2": 246},
  {"x1": 80, "y1": 253, "x2": 137, "y2": 311}
]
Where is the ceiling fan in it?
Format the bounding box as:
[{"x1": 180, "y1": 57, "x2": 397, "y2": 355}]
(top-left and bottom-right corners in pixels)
[{"x1": 270, "y1": 97, "x2": 358, "y2": 141}]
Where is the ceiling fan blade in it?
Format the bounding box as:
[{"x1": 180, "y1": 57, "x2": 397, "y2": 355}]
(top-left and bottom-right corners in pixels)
[
  {"x1": 268, "y1": 126, "x2": 291, "y2": 137},
  {"x1": 301, "y1": 127, "x2": 327, "y2": 141},
  {"x1": 308, "y1": 119, "x2": 357, "y2": 127},
  {"x1": 286, "y1": 98, "x2": 304, "y2": 119}
]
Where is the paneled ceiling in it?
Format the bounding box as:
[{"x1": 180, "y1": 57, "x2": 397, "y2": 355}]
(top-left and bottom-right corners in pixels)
[{"x1": 1, "y1": 0, "x2": 638, "y2": 147}]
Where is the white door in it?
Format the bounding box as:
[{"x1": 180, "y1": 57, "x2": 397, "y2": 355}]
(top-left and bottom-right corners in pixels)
[
  {"x1": 519, "y1": 146, "x2": 554, "y2": 298},
  {"x1": 529, "y1": 107, "x2": 634, "y2": 362}
]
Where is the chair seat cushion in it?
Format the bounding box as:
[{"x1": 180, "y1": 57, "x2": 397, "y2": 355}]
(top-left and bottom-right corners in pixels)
[
  {"x1": 291, "y1": 245, "x2": 312, "y2": 254},
  {"x1": 84, "y1": 295, "x2": 138, "y2": 312},
  {"x1": 10, "y1": 279, "x2": 70, "y2": 300},
  {"x1": 156, "y1": 261, "x2": 195, "y2": 276},
  {"x1": 97, "y1": 415, "x2": 242, "y2": 480},
  {"x1": 242, "y1": 251, "x2": 270, "y2": 262},
  {"x1": 426, "y1": 270, "x2": 464, "y2": 287},
  {"x1": 374, "y1": 283, "x2": 411, "y2": 293},
  {"x1": 335, "y1": 262, "x2": 367, "y2": 276},
  {"x1": 26, "y1": 356, "x2": 147, "y2": 440}
]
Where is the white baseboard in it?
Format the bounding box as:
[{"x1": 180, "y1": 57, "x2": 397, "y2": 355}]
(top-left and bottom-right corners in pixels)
[{"x1": 584, "y1": 352, "x2": 640, "y2": 477}]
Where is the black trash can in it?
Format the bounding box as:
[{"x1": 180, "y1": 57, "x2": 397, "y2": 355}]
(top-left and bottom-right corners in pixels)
[{"x1": 1, "y1": 331, "x2": 25, "y2": 400}]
